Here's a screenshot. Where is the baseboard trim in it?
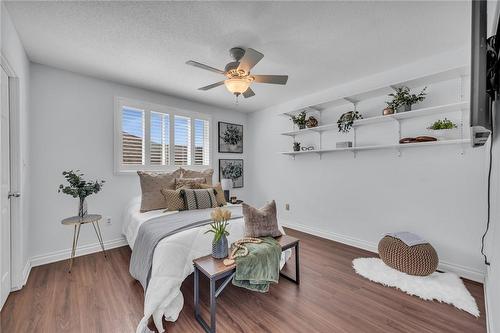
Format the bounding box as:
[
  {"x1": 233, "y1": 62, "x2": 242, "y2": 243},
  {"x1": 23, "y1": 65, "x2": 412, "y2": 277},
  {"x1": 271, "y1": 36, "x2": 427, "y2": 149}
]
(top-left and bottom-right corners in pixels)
[
  {"x1": 11, "y1": 260, "x2": 31, "y2": 291},
  {"x1": 30, "y1": 237, "x2": 128, "y2": 268},
  {"x1": 282, "y1": 221, "x2": 485, "y2": 283}
]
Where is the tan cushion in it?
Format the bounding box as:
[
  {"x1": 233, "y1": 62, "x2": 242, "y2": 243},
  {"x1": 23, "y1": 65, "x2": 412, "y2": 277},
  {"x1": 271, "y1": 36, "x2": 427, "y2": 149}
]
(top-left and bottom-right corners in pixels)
[
  {"x1": 180, "y1": 168, "x2": 213, "y2": 185},
  {"x1": 199, "y1": 183, "x2": 227, "y2": 206},
  {"x1": 160, "y1": 188, "x2": 186, "y2": 211},
  {"x1": 137, "y1": 169, "x2": 182, "y2": 212},
  {"x1": 175, "y1": 177, "x2": 206, "y2": 189},
  {"x1": 242, "y1": 201, "x2": 282, "y2": 238}
]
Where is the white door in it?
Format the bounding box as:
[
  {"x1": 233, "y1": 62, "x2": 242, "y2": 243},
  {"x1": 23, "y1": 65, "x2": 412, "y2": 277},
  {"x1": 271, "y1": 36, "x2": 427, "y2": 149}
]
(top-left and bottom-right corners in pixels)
[{"x1": 0, "y1": 67, "x2": 11, "y2": 309}]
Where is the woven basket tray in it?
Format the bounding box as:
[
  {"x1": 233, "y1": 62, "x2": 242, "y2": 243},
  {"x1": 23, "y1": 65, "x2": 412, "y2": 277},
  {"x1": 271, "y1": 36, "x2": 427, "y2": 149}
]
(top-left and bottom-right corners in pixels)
[{"x1": 378, "y1": 236, "x2": 438, "y2": 276}]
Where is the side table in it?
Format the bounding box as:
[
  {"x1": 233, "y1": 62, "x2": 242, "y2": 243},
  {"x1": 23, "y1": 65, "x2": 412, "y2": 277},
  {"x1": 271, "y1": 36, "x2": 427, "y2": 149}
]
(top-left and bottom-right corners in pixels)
[{"x1": 61, "y1": 214, "x2": 107, "y2": 272}]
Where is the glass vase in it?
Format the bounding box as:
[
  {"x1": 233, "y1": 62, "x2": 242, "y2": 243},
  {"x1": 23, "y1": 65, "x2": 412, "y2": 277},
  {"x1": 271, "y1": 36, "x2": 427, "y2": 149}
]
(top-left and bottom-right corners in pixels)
[{"x1": 78, "y1": 197, "x2": 88, "y2": 218}]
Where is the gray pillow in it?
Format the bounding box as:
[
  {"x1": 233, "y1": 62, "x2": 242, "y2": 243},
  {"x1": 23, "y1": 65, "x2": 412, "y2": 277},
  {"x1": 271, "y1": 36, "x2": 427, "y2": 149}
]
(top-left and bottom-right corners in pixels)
[
  {"x1": 243, "y1": 201, "x2": 282, "y2": 238},
  {"x1": 180, "y1": 188, "x2": 218, "y2": 210}
]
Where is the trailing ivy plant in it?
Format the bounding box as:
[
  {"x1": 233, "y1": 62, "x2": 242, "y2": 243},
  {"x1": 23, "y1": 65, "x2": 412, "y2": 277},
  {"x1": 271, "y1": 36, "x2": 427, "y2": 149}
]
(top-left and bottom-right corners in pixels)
[
  {"x1": 337, "y1": 111, "x2": 363, "y2": 133},
  {"x1": 427, "y1": 118, "x2": 457, "y2": 130}
]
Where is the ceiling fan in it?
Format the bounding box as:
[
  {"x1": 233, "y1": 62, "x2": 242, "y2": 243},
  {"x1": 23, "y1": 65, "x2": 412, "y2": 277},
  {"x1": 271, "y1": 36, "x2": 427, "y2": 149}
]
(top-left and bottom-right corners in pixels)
[{"x1": 186, "y1": 47, "x2": 288, "y2": 99}]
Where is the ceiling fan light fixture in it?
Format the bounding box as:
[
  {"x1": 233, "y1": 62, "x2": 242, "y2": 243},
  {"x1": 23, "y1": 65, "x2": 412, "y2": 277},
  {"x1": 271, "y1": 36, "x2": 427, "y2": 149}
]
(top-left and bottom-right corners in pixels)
[{"x1": 224, "y1": 77, "x2": 253, "y2": 95}]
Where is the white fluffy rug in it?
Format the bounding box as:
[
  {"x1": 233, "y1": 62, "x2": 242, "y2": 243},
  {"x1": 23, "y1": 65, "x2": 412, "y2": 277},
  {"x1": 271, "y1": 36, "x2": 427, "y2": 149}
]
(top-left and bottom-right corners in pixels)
[{"x1": 352, "y1": 258, "x2": 479, "y2": 317}]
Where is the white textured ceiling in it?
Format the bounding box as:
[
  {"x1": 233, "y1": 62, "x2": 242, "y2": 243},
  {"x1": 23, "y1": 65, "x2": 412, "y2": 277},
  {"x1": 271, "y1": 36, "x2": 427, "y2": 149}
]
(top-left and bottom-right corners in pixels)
[{"x1": 5, "y1": 1, "x2": 469, "y2": 112}]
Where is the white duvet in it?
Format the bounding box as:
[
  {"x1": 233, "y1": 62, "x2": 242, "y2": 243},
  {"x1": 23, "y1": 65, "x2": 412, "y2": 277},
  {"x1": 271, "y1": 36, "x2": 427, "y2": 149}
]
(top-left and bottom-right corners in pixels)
[{"x1": 122, "y1": 197, "x2": 289, "y2": 333}]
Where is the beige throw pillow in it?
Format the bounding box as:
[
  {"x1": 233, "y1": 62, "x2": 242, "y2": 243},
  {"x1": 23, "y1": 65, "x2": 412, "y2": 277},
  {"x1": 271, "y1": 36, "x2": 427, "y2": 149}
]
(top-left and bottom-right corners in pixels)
[
  {"x1": 199, "y1": 183, "x2": 227, "y2": 206},
  {"x1": 175, "y1": 177, "x2": 206, "y2": 189},
  {"x1": 180, "y1": 168, "x2": 214, "y2": 185},
  {"x1": 243, "y1": 201, "x2": 282, "y2": 238},
  {"x1": 137, "y1": 169, "x2": 182, "y2": 212},
  {"x1": 161, "y1": 188, "x2": 186, "y2": 211}
]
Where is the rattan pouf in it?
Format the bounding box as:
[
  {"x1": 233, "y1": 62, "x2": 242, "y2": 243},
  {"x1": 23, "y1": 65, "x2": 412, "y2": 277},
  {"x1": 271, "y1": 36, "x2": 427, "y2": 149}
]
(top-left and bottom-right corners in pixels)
[{"x1": 378, "y1": 235, "x2": 438, "y2": 276}]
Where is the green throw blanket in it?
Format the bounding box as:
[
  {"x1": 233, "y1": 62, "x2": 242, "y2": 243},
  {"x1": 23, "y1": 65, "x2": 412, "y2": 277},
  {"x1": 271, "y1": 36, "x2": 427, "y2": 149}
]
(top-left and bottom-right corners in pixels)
[{"x1": 232, "y1": 237, "x2": 282, "y2": 293}]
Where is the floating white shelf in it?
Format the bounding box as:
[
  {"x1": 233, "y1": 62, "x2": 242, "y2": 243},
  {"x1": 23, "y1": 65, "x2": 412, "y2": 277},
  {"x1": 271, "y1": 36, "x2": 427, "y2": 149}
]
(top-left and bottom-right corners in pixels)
[
  {"x1": 279, "y1": 139, "x2": 471, "y2": 157},
  {"x1": 281, "y1": 66, "x2": 469, "y2": 117},
  {"x1": 281, "y1": 101, "x2": 469, "y2": 137}
]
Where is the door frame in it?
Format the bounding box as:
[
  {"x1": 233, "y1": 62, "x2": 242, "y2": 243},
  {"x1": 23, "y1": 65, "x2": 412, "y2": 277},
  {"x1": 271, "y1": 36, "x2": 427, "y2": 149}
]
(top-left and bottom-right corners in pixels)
[{"x1": 0, "y1": 54, "x2": 23, "y2": 291}]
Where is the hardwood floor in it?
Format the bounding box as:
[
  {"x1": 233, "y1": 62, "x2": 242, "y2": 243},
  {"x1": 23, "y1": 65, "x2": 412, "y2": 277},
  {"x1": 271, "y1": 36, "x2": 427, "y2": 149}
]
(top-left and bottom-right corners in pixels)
[{"x1": 1, "y1": 228, "x2": 486, "y2": 333}]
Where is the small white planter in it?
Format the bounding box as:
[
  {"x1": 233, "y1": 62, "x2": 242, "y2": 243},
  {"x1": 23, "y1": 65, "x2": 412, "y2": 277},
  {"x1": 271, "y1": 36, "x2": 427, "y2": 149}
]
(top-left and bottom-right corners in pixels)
[{"x1": 428, "y1": 128, "x2": 459, "y2": 141}]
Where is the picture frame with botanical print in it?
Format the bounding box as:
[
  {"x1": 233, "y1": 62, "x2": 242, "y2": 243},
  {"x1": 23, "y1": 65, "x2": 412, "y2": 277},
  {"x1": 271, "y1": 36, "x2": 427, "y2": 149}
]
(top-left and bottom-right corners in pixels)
[
  {"x1": 219, "y1": 159, "x2": 244, "y2": 188},
  {"x1": 218, "y1": 122, "x2": 243, "y2": 153}
]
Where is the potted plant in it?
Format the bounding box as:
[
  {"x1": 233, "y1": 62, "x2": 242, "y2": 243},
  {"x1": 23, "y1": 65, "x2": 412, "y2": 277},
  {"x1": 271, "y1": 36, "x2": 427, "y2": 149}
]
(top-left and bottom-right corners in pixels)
[
  {"x1": 293, "y1": 142, "x2": 301, "y2": 151},
  {"x1": 206, "y1": 207, "x2": 231, "y2": 258},
  {"x1": 337, "y1": 111, "x2": 363, "y2": 133},
  {"x1": 58, "y1": 170, "x2": 105, "y2": 218},
  {"x1": 427, "y1": 118, "x2": 458, "y2": 140},
  {"x1": 386, "y1": 86, "x2": 427, "y2": 113},
  {"x1": 291, "y1": 111, "x2": 307, "y2": 130}
]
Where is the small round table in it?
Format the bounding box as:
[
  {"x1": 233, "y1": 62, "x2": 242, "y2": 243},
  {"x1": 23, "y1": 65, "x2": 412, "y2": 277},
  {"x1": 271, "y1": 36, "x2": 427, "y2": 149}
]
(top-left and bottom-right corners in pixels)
[{"x1": 61, "y1": 214, "x2": 107, "y2": 272}]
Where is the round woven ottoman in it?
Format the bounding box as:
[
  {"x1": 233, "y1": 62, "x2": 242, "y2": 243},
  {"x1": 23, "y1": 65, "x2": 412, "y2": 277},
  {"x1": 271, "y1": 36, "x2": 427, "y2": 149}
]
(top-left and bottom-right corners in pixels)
[{"x1": 378, "y1": 235, "x2": 438, "y2": 276}]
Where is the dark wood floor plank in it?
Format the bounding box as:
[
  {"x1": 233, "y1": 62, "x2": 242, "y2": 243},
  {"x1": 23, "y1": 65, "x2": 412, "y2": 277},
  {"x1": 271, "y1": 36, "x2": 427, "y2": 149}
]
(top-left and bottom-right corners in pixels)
[{"x1": 1, "y1": 228, "x2": 486, "y2": 332}]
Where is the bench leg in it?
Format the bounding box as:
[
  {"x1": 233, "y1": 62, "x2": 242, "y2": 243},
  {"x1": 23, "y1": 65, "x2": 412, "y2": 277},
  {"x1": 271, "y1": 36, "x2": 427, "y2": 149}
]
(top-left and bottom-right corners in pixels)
[
  {"x1": 194, "y1": 267, "x2": 200, "y2": 320},
  {"x1": 295, "y1": 242, "x2": 300, "y2": 285},
  {"x1": 194, "y1": 267, "x2": 218, "y2": 333},
  {"x1": 280, "y1": 243, "x2": 300, "y2": 285},
  {"x1": 210, "y1": 277, "x2": 216, "y2": 333}
]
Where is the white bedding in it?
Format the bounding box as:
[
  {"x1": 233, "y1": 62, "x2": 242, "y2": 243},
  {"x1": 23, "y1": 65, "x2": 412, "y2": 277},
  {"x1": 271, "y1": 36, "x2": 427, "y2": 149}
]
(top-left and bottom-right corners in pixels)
[{"x1": 122, "y1": 197, "x2": 289, "y2": 333}]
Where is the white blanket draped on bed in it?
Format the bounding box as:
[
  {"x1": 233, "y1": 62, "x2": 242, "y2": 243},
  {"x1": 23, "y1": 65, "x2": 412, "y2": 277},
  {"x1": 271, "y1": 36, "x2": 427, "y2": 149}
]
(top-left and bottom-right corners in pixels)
[{"x1": 122, "y1": 197, "x2": 290, "y2": 333}]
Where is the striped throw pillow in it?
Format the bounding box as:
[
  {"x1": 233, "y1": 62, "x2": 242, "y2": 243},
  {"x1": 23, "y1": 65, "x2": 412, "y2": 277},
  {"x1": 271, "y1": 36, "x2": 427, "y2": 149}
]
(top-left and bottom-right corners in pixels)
[{"x1": 180, "y1": 189, "x2": 218, "y2": 210}]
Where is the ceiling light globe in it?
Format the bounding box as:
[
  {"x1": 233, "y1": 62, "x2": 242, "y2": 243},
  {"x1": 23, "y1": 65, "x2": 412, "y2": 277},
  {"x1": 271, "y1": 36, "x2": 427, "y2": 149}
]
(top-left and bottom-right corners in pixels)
[{"x1": 224, "y1": 78, "x2": 252, "y2": 95}]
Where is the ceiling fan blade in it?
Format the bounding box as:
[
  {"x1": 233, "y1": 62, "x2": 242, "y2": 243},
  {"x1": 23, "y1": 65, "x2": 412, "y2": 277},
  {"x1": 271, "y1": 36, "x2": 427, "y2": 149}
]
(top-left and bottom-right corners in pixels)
[
  {"x1": 186, "y1": 60, "x2": 225, "y2": 75},
  {"x1": 253, "y1": 75, "x2": 288, "y2": 85},
  {"x1": 198, "y1": 81, "x2": 225, "y2": 91},
  {"x1": 243, "y1": 87, "x2": 255, "y2": 98},
  {"x1": 237, "y1": 48, "x2": 264, "y2": 73}
]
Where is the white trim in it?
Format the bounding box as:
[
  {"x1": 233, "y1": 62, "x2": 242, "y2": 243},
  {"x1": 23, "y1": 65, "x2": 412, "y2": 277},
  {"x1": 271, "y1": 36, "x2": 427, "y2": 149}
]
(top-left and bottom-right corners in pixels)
[
  {"x1": 485, "y1": 267, "x2": 495, "y2": 333},
  {"x1": 114, "y1": 96, "x2": 213, "y2": 174},
  {"x1": 11, "y1": 260, "x2": 30, "y2": 292},
  {"x1": 281, "y1": 220, "x2": 485, "y2": 283},
  {"x1": 0, "y1": 54, "x2": 23, "y2": 292},
  {"x1": 30, "y1": 237, "x2": 128, "y2": 268}
]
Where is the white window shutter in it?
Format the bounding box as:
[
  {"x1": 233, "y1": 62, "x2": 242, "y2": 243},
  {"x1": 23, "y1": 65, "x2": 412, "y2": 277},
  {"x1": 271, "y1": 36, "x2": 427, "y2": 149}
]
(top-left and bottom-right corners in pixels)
[
  {"x1": 121, "y1": 107, "x2": 145, "y2": 165},
  {"x1": 174, "y1": 115, "x2": 191, "y2": 165},
  {"x1": 194, "y1": 119, "x2": 210, "y2": 165},
  {"x1": 150, "y1": 112, "x2": 170, "y2": 165}
]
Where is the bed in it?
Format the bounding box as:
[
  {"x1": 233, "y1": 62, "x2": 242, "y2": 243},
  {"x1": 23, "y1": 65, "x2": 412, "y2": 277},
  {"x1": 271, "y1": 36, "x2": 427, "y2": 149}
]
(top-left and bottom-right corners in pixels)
[{"x1": 122, "y1": 196, "x2": 290, "y2": 333}]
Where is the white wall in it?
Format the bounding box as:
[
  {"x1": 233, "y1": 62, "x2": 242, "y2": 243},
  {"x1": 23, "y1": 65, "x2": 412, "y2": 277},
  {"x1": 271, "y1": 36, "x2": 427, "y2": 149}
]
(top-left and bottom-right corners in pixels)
[
  {"x1": 248, "y1": 49, "x2": 488, "y2": 282},
  {"x1": 1, "y1": 4, "x2": 31, "y2": 290},
  {"x1": 29, "y1": 63, "x2": 248, "y2": 264}
]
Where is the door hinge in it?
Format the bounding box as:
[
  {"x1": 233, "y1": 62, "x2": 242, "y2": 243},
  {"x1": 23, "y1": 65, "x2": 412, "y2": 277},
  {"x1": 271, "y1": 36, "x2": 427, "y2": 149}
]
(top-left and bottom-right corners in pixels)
[{"x1": 8, "y1": 192, "x2": 20, "y2": 199}]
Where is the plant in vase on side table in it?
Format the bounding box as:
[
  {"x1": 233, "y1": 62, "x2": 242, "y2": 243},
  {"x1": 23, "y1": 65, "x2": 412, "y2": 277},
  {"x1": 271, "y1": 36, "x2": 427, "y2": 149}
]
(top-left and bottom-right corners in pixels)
[
  {"x1": 58, "y1": 170, "x2": 105, "y2": 218},
  {"x1": 58, "y1": 170, "x2": 106, "y2": 272},
  {"x1": 206, "y1": 207, "x2": 231, "y2": 259}
]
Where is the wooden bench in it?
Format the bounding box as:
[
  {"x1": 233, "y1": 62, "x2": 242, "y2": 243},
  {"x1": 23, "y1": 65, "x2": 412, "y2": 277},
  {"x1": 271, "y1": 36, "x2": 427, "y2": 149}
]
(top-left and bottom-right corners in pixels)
[{"x1": 193, "y1": 235, "x2": 300, "y2": 333}]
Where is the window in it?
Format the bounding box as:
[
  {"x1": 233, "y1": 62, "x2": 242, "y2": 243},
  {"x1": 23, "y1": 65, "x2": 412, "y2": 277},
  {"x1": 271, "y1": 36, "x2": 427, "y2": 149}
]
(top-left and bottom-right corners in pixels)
[{"x1": 115, "y1": 97, "x2": 211, "y2": 172}]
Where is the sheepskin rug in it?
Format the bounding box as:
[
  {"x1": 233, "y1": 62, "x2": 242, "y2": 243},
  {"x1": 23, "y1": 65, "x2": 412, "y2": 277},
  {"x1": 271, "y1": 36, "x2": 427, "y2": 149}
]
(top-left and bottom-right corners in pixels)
[{"x1": 352, "y1": 257, "x2": 479, "y2": 317}]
